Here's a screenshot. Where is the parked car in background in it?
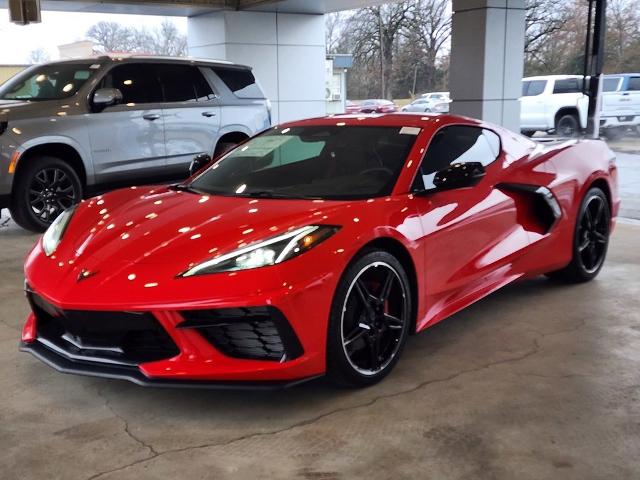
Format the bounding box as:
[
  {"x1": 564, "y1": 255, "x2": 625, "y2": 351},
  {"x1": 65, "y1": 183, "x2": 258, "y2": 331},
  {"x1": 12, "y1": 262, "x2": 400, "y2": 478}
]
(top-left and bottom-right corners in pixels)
[
  {"x1": 520, "y1": 75, "x2": 589, "y2": 137},
  {"x1": 359, "y1": 99, "x2": 398, "y2": 113},
  {"x1": 403, "y1": 92, "x2": 450, "y2": 113},
  {"x1": 345, "y1": 100, "x2": 361, "y2": 114},
  {"x1": 401, "y1": 98, "x2": 432, "y2": 112},
  {"x1": 421, "y1": 91, "x2": 449, "y2": 103},
  {"x1": 600, "y1": 73, "x2": 640, "y2": 138},
  {"x1": 0, "y1": 55, "x2": 271, "y2": 232}
]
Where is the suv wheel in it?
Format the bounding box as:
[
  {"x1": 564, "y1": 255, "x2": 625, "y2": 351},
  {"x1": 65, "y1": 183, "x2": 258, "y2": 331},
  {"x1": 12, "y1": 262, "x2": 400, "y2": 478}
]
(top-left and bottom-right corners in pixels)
[
  {"x1": 10, "y1": 156, "x2": 82, "y2": 232},
  {"x1": 556, "y1": 114, "x2": 580, "y2": 137}
]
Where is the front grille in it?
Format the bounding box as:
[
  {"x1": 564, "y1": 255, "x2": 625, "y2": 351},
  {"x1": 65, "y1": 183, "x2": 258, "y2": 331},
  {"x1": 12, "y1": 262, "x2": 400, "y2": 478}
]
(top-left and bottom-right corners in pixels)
[
  {"x1": 179, "y1": 307, "x2": 303, "y2": 362},
  {"x1": 28, "y1": 292, "x2": 179, "y2": 365}
]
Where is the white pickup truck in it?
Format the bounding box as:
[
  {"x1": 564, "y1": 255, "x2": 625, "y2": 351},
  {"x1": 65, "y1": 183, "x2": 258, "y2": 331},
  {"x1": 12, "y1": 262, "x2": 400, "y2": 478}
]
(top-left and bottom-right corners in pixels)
[{"x1": 520, "y1": 74, "x2": 640, "y2": 137}]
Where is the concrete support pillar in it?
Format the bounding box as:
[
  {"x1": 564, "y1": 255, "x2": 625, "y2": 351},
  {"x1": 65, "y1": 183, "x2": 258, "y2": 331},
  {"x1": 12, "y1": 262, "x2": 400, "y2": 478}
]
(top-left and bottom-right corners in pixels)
[
  {"x1": 449, "y1": 0, "x2": 526, "y2": 131},
  {"x1": 187, "y1": 11, "x2": 326, "y2": 124}
]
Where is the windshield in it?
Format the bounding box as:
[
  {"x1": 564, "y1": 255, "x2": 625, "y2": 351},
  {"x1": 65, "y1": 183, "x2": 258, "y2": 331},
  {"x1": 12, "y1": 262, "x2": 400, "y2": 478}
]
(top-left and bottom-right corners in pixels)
[
  {"x1": 0, "y1": 63, "x2": 96, "y2": 101},
  {"x1": 189, "y1": 126, "x2": 419, "y2": 200}
]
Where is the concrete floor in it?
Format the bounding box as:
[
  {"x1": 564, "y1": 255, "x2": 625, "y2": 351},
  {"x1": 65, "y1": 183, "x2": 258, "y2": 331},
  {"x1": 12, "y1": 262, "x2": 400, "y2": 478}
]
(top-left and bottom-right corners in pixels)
[{"x1": 0, "y1": 214, "x2": 638, "y2": 479}]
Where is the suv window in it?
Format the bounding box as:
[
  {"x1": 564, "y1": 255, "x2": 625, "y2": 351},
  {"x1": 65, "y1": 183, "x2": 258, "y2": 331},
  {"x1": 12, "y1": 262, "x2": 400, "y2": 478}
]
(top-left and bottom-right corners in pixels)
[
  {"x1": 603, "y1": 77, "x2": 621, "y2": 92},
  {"x1": 0, "y1": 63, "x2": 96, "y2": 101},
  {"x1": 522, "y1": 80, "x2": 546, "y2": 96},
  {"x1": 154, "y1": 64, "x2": 215, "y2": 102},
  {"x1": 627, "y1": 77, "x2": 640, "y2": 91},
  {"x1": 99, "y1": 64, "x2": 162, "y2": 104},
  {"x1": 553, "y1": 78, "x2": 582, "y2": 94},
  {"x1": 414, "y1": 126, "x2": 500, "y2": 190},
  {"x1": 212, "y1": 67, "x2": 263, "y2": 99}
]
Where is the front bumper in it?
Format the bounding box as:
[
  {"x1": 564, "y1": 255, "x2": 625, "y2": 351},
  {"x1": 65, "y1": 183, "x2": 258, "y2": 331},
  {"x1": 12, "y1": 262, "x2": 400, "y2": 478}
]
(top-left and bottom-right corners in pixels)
[
  {"x1": 20, "y1": 340, "x2": 321, "y2": 389},
  {"x1": 21, "y1": 273, "x2": 335, "y2": 386}
]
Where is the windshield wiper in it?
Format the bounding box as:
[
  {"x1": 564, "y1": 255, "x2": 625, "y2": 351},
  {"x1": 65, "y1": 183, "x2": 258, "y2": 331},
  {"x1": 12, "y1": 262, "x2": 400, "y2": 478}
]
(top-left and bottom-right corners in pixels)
[{"x1": 169, "y1": 184, "x2": 202, "y2": 194}]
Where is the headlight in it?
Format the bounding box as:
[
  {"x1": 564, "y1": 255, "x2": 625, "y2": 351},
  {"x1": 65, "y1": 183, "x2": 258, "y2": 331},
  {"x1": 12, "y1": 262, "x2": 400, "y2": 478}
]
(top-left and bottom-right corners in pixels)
[
  {"x1": 42, "y1": 206, "x2": 76, "y2": 257},
  {"x1": 180, "y1": 225, "x2": 340, "y2": 277}
]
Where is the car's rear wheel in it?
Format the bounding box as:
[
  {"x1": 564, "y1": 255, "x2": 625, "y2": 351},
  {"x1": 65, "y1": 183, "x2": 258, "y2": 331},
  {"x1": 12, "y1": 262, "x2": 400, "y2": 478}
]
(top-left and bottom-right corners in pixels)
[
  {"x1": 556, "y1": 114, "x2": 580, "y2": 137},
  {"x1": 10, "y1": 156, "x2": 82, "y2": 232},
  {"x1": 547, "y1": 187, "x2": 610, "y2": 282},
  {"x1": 327, "y1": 250, "x2": 411, "y2": 387}
]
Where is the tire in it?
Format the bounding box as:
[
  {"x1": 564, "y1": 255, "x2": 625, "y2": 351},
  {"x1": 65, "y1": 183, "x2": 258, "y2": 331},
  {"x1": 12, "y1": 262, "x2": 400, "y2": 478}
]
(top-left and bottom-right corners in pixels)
[
  {"x1": 327, "y1": 250, "x2": 412, "y2": 387},
  {"x1": 214, "y1": 142, "x2": 238, "y2": 158},
  {"x1": 556, "y1": 114, "x2": 580, "y2": 137},
  {"x1": 523, "y1": 131, "x2": 536, "y2": 138},
  {"x1": 546, "y1": 187, "x2": 610, "y2": 283},
  {"x1": 10, "y1": 156, "x2": 82, "y2": 233}
]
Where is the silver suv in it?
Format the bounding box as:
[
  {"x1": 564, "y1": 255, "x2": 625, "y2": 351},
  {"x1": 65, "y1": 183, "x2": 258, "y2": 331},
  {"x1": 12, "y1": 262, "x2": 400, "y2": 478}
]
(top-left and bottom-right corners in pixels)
[{"x1": 0, "y1": 56, "x2": 271, "y2": 231}]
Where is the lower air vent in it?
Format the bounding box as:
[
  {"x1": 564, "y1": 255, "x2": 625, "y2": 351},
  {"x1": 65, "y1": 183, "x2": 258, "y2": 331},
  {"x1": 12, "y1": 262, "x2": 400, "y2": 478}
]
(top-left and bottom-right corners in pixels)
[{"x1": 178, "y1": 307, "x2": 303, "y2": 362}]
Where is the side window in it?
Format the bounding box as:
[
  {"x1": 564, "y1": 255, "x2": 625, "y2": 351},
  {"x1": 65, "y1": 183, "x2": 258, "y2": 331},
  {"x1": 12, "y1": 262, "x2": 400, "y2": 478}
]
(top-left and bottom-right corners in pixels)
[
  {"x1": 553, "y1": 78, "x2": 582, "y2": 94},
  {"x1": 627, "y1": 77, "x2": 640, "y2": 91},
  {"x1": 603, "y1": 77, "x2": 621, "y2": 92},
  {"x1": 522, "y1": 80, "x2": 546, "y2": 96},
  {"x1": 212, "y1": 67, "x2": 264, "y2": 99},
  {"x1": 154, "y1": 64, "x2": 214, "y2": 103},
  {"x1": 99, "y1": 64, "x2": 162, "y2": 105},
  {"x1": 413, "y1": 126, "x2": 500, "y2": 190}
]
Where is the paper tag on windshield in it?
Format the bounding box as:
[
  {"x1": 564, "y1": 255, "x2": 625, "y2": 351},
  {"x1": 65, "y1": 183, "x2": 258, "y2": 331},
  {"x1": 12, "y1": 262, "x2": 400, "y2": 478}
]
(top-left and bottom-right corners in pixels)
[{"x1": 400, "y1": 127, "x2": 421, "y2": 135}]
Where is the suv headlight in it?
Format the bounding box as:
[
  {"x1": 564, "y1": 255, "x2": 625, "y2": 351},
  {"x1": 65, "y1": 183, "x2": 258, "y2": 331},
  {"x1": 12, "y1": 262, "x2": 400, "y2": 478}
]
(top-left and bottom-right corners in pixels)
[
  {"x1": 180, "y1": 225, "x2": 339, "y2": 277},
  {"x1": 42, "y1": 206, "x2": 76, "y2": 256}
]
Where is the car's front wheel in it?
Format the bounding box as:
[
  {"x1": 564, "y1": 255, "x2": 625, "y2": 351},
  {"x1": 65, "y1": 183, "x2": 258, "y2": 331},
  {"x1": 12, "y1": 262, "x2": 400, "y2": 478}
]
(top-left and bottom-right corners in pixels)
[
  {"x1": 10, "y1": 156, "x2": 82, "y2": 232},
  {"x1": 556, "y1": 114, "x2": 580, "y2": 137},
  {"x1": 327, "y1": 250, "x2": 412, "y2": 387}
]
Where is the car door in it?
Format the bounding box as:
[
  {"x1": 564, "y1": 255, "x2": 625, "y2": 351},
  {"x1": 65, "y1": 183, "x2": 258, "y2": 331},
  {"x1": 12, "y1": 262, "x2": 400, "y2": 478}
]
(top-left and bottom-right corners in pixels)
[
  {"x1": 412, "y1": 125, "x2": 531, "y2": 324},
  {"x1": 520, "y1": 79, "x2": 548, "y2": 129},
  {"x1": 87, "y1": 63, "x2": 167, "y2": 184},
  {"x1": 623, "y1": 76, "x2": 640, "y2": 121},
  {"x1": 154, "y1": 63, "x2": 220, "y2": 177}
]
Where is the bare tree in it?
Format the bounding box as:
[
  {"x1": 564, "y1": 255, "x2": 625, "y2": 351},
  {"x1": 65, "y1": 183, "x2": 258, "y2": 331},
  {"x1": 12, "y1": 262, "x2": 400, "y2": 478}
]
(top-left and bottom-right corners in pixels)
[
  {"x1": 27, "y1": 48, "x2": 50, "y2": 64},
  {"x1": 409, "y1": 0, "x2": 451, "y2": 93},
  {"x1": 86, "y1": 19, "x2": 187, "y2": 56},
  {"x1": 325, "y1": 12, "x2": 345, "y2": 55},
  {"x1": 86, "y1": 21, "x2": 132, "y2": 53},
  {"x1": 348, "y1": 2, "x2": 412, "y2": 99}
]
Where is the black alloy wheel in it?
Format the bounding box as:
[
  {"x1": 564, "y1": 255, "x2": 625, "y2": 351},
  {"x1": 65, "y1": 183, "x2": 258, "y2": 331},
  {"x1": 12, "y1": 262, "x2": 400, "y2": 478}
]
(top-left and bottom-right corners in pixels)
[
  {"x1": 546, "y1": 187, "x2": 610, "y2": 282},
  {"x1": 327, "y1": 250, "x2": 411, "y2": 387},
  {"x1": 576, "y1": 192, "x2": 609, "y2": 274},
  {"x1": 10, "y1": 156, "x2": 82, "y2": 232}
]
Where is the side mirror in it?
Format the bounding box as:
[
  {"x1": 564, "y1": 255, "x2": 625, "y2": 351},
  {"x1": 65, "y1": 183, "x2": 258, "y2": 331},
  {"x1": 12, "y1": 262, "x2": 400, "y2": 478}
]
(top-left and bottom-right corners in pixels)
[
  {"x1": 92, "y1": 88, "x2": 123, "y2": 109},
  {"x1": 433, "y1": 162, "x2": 486, "y2": 191},
  {"x1": 189, "y1": 153, "x2": 212, "y2": 177}
]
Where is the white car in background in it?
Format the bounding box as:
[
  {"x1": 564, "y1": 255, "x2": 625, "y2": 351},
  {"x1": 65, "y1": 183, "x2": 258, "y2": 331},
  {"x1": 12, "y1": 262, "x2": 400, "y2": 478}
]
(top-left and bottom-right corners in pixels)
[
  {"x1": 402, "y1": 92, "x2": 450, "y2": 113},
  {"x1": 520, "y1": 75, "x2": 588, "y2": 137},
  {"x1": 600, "y1": 73, "x2": 640, "y2": 137}
]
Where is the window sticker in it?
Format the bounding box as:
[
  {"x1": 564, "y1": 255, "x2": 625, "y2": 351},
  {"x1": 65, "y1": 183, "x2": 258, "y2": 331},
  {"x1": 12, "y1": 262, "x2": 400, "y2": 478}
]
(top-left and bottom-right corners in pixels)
[
  {"x1": 400, "y1": 126, "x2": 421, "y2": 135},
  {"x1": 235, "y1": 135, "x2": 293, "y2": 156}
]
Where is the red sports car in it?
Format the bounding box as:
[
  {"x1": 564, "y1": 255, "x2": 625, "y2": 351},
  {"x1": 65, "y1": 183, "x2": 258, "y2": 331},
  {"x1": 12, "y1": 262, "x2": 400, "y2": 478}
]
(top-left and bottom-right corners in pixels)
[{"x1": 20, "y1": 114, "x2": 619, "y2": 388}]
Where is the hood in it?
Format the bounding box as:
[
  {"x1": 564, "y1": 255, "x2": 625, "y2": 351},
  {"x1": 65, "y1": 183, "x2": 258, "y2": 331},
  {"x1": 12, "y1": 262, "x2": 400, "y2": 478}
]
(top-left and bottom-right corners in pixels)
[
  {"x1": 55, "y1": 185, "x2": 355, "y2": 275},
  {"x1": 0, "y1": 98, "x2": 67, "y2": 122}
]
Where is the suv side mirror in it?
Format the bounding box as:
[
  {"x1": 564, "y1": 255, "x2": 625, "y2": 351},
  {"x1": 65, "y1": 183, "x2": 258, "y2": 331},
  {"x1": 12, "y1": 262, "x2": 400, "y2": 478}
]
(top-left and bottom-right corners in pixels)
[
  {"x1": 433, "y1": 162, "x2": 486, "y2": 191},
  {"x1": 93, "y1": 88, "x2": 123, "y2": 109},
  {"x1": 189, "y1": 153, "x2": 212, "y2": 177}
]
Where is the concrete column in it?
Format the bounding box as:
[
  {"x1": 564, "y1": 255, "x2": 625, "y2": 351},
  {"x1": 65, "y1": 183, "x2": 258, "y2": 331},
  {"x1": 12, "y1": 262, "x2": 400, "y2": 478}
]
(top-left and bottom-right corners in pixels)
[
  {"x1": 449, "y1": 0, "x2": 526, "y2": 131},
  {"x1": 188, "y1": 10, "x2": 326, "y2": 124}
]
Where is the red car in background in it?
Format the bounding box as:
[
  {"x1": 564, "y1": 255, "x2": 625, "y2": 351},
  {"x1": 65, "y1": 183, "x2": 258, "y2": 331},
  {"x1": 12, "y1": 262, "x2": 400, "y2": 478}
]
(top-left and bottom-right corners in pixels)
[
  {"x1": 345, "y1": 100, "x2": 361, "y2": 114},
  {"x1": 21, "y1": 114, "x2": 619, "y2": 388},
  {"x1": 359, "y1": 99, "x2": 398, "y2": 113}
]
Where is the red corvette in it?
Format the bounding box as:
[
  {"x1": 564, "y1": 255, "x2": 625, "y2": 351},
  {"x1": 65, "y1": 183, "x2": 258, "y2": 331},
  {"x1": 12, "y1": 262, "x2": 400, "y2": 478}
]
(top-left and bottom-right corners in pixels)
[{"x1": 20, "y1": 114, "x2": 619, "y2": 388}]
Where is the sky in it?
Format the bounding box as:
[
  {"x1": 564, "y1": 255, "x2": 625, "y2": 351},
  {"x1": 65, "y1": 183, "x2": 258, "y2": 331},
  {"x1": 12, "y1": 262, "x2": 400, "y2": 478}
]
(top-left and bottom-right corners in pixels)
[{"x1": 0, "y1": 10, "x2": 187, "y2": 64}]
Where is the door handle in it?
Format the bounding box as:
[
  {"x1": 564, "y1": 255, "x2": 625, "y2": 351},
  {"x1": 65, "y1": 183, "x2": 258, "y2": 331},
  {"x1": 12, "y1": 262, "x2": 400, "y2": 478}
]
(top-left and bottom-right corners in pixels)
[
  {"x1": 143, "y1": 114, "x2": 161, "y2": 121},
  {"x1": 202, "y1": 111, "x2": 217, "y2": 118}
]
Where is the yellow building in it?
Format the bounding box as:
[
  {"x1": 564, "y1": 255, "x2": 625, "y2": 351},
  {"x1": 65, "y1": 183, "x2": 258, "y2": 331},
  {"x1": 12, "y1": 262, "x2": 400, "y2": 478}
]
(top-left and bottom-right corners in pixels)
[{"x1": 0, "y1": 65, "x2": 27, "y2": 85}]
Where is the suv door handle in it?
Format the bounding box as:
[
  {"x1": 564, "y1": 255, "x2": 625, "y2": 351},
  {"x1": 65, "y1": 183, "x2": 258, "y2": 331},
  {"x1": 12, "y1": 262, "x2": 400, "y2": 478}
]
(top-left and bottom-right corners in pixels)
[
  {"x1": 143, "y1": 114, "x2": 161, "y2": 121},
  {"x1": 202, "y1": 111, "x2": 217, "y2": 117}
]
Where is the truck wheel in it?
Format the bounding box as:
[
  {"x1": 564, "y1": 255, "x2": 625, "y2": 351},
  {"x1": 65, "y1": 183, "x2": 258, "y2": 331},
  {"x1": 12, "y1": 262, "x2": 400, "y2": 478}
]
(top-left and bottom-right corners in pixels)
[
  {"x1": 10, "y1": 156, "x2": 82, "y2": 232},
  {"x1": 556, "y1": 114, "x2": 580, "y2": 137}
]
